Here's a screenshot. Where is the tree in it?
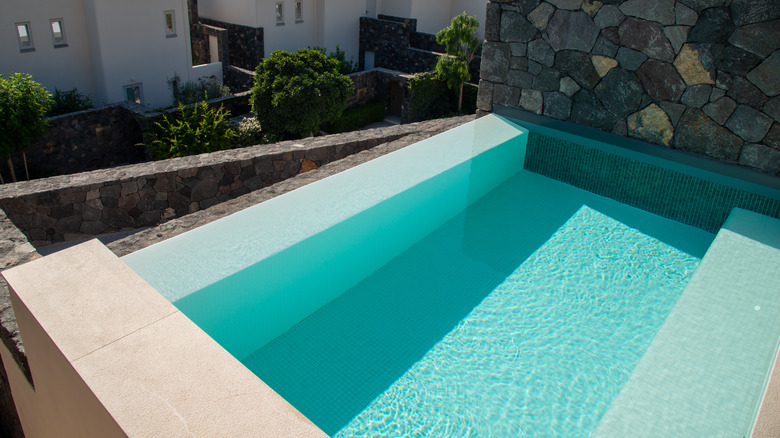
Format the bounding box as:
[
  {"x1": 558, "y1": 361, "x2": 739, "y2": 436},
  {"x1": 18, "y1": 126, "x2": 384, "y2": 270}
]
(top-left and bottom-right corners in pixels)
[
  {"x1": 252, "y1": 49, "x2": 353, "y2": 139},
  {"x1": 0, "y1": 73, "x2": 52, "y2": 182},
  {"x1": 435, "y1": 13, "x2": 480, "y2": 112}
]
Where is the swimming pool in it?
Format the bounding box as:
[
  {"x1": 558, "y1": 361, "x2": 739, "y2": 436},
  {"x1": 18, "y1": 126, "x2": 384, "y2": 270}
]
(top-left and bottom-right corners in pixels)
[{"x1": 123, "y1": 114, "x2": 779, "y2": 436}]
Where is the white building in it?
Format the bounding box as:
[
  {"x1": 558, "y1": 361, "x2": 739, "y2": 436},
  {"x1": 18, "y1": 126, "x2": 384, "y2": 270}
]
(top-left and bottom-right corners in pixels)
[
  {"x1": 0, "y1": 0, "x2": 220, "y2": 108},
  {"x1": 196, "y1": 0, "x2": 487, "y2": 66}
]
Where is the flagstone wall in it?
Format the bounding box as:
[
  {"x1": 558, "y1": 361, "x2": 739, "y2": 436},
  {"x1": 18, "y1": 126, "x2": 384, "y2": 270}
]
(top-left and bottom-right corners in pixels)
[{"x1": 477, "y1": 0, "x2": 780, "y2": 175}]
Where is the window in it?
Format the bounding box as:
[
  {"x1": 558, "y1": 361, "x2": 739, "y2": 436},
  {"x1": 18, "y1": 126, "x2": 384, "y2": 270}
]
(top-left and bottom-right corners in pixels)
[
  {"x1": 16, "y1": 22, "x2": 34, "y2": 52},
  {"x1": 124, "y1": 84, "x2": 143, "y2": 105},
  {"x1": 50, "y1": 19, "x2": 67, "y2": 47},
  {"x1": 275, "y1": 2, "x2": 284, "y2": 25},
  {"x1": 164, "y1": 10, "x2": 176, "y2": 37},
  {"x1": 295, "y1": 1, "x2": 303, "y2": 22}
]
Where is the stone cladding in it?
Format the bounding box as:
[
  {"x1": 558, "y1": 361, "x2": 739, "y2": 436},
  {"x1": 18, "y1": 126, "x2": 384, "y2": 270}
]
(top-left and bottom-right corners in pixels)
[
  {"x1": 198, "y1": 18, "x2": 264, "y2": 71},
  {"x1": 17, "y1": 105, "x2": 147, "y2": 182},
  {"x1": 359, "y1": 15, "x2": 482, "y2": 79},
  {"x1": 477, "y1": 0, "x2": 780, "y2": 175}
]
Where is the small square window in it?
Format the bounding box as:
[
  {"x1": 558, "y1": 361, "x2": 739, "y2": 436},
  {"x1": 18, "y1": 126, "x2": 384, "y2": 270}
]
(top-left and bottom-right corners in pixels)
[
  {"x1": 164, "y1": 11, "x2": 176, "y2": 37},
  {"x1": 295, "y1": 1, "x2": 303, "y2": 22},
  {"x1": 50, "y1": 19, "x2": 67, "y2": 47},
  {"x1": 275, "y1": 3, "x2": 284, "y2": 25},
  {"x1": 124, "y1": 84, "x2": 143, "y2": 105},
  {"x1": 16, "y1": 22, "x2": 34, "y2": 52}
]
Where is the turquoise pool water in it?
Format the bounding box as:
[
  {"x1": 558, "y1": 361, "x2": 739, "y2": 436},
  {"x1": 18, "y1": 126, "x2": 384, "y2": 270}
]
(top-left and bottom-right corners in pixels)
[
  {"x1": 243, "y1": 170, "x2": 710, "y2": 436},
  {"x1": 121, "y1": 114, "x2": 761, "y2": 436}
]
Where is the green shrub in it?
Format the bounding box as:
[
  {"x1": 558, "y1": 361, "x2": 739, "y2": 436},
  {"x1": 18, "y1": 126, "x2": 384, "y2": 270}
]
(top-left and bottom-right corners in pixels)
[
  {"x1": 408, "y1": 71, "x2": 478, "y2": 122},
  {"x1": 169, "y1": 74, "x2": 231, "y2": 106},
  {"x1": 310, "y1": 45, "x2": 357, "y2": 75},
  {"x1": 0, "y1": 73, "x2": 52, "y2": 181},
  {"x1": 48, "y1": 88, "x2": 93, "y2": 116},
  {"x1": 235, "y1": 116, "x2": 269, "y2": 146},
  {"x1": 326, "y1": 101, "x2": 386, "y2": 133},
  {"x1": 144, "y1": 101, "x2": 236, "y2": 160},
  {"x1": 252, "y1": 49, "x2": 353, "y2": 139}
]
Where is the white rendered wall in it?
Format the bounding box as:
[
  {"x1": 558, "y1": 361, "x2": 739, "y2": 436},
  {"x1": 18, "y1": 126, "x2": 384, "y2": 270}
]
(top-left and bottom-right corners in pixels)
[
  {"x1": 321, "y1": 0, "x2": 363, "y2": 63},
  {"x1": 411, "y1": 0, "x2": 452, "y2": 36},
  {"x1": 83, "y1": 0, "x2": 194, "y2": 108},
  {"x1": 260, "y1": 0, "x2": 320, "y2": 56},
  {"x1": 199, "y1": 0, "x2": 258, "y2": 27},
  {"x1": 450, "y1": 0, "x2": 487, "y2": 40},
  {"x1": 377, "y1": 0, "x2": 412, "y2": 19},
  {"x1": 0, "y1": 0, "x2": 96, "y2": 97}
]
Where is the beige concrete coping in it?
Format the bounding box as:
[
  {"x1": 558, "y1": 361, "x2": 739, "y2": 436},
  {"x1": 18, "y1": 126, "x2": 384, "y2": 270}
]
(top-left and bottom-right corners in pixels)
[{"x1": 1, "y1": 239, "x2": 326, "y2": 437}]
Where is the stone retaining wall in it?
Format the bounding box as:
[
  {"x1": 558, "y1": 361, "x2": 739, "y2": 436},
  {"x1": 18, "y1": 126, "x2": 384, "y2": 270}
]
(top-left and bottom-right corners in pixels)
[
  {"x1": 198, "y1": 18, "x2": 264, "y2": 71},
  {"x1": 8, "y1": 106, "x2": 146, "y2": 182},
  {"x1": 359, "y1": 16, "x2": 441, "y2": 73},
  {"x1": 477, "y1": 0, "x2": 780, "y2": 175},
  {"x1": 224, "y1": 65, "x2": 256, "y2": 93},
  {"x1": 359, "y1": 15, "x2": 481, "y2": 82},
  {"x1": 0, "y1": 125, "x2": 430, "y2": 247}
]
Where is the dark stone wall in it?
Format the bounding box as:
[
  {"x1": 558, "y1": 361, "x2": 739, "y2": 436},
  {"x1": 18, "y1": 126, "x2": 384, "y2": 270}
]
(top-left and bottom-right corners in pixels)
[
  {"x1": 360, "y1": 16, "x2": 482, "y2": 82},
  {"x1": 223, "y1": 65, "x2": 256, "y2": 93},
  {"x1": 4, "y1": 94, "x2": 252, "y2": 184},
  {"x1": 10, "y1": 106, "x2": 147, "y2": 182},
  {"x1": 478, "y1": 0, "x2": 780, "y2": 175},
  {"x1": 0, "y1": 129, "x2": 410, "y2": 246},
  {"x1": 199, "y1": 18, "x2": 264, "y2": 71},
  {"x1": 360, "y1": 16, "x2": 438, "y2": 73}
]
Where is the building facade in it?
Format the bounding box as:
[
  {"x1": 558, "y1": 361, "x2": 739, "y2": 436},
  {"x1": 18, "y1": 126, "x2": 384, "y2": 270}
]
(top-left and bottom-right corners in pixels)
[{"x1": 1, "y1": 0, "x2": 219, "y2": 108}]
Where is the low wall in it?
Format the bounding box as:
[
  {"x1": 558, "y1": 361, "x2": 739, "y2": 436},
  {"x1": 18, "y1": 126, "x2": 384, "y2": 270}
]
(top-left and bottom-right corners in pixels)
[
  {"x1": 15, "y1": 106, "x2": 147, "y2": 182},
  {"x1": 0, "y1": 126, "x2": 422, "y2": 247},
  {"x1": 224, "y1": 65, "x2": 256, "y2": 93}
]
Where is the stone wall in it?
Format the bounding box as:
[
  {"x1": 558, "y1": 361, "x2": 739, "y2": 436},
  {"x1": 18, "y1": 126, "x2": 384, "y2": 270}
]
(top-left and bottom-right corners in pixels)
[
  {"x1": 5, "y1": 94, "x2": 253, "y2": 184},
  {"x1": 199, "y1": 18, "x2": 264, "y2": 71},
  {"x1": 477, "y1": 0, "x2": 780, "y2": 175},
  {"x1": 191, "y1": 23, "x2": 230, "y2": 66},
  {"x1": 0, "y1": 126, "x2": 425, "y2": 247},
  {"x1": 360, "y1": 15, "x2": 481, "y2": 81},
  {"x1": 224, "y1": 65, "x2": 256, "y2": 93},
  {"x1": 359, "y1": 16, "x2": 441, "y2": 73},
  {"x1": 7, "y1": 105, "x2": 146, "y2": 182}
]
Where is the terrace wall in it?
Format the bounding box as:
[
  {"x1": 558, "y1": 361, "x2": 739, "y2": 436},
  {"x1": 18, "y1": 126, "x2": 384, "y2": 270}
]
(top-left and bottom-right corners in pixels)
[
  {"x1": 359, "y1": 15, "x2": 481, "y2": 79},
  {"x1": 477, "y1": 0, "x2": 780, "y2": 175},
  {"x1": 0, "y1": 125, "x2": 426, "y2": 247}
]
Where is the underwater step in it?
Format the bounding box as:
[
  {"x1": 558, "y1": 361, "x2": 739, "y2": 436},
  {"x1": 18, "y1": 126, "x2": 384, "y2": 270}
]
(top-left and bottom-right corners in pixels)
[{"x1": 593, "y1": 208, "x2": 780, "y2": 437}]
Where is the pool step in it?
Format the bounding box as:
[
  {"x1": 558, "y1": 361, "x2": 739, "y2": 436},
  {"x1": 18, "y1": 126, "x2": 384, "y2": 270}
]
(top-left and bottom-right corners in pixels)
[{"x1": 592, "y1": 208, "x2": 780, "y2": 437}]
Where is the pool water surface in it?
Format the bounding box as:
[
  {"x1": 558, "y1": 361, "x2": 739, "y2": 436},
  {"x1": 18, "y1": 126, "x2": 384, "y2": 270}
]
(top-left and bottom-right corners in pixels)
[{"x1": 243, "y1": 169, "x2": 712, "y2": 436}]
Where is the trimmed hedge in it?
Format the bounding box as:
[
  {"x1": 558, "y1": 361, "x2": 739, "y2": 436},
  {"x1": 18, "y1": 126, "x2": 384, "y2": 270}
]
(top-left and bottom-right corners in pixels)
[{"x1": 326, "y1": 101, "x2": 386, "y2": 133}]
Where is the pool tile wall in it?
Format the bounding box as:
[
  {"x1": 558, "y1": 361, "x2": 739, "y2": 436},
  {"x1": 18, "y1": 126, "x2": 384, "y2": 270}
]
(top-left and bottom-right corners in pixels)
[{"x1": 525, "y1": 131, "x2": 780, "y2": 233}]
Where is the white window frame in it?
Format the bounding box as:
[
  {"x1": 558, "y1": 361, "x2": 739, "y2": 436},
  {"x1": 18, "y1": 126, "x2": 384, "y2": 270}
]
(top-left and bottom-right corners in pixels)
[
  {"x1": 295, "y1": 1, "x2": 303, "y2": 22},
  {"x1": 16, "y1": 22, "x2": 34, "y2": 52},
  {"x1": 50, "y1": 19, "x2": 67, "y2": 48},
  {"x1": 164, "y1": 10, "x2": 177, "y2": 37},
  {"x1": 124, "y1": 84, "x2": 144, "y2": 105},
  {"x1": 275, "y1": 2, "x2": 284, "y2": 25}
]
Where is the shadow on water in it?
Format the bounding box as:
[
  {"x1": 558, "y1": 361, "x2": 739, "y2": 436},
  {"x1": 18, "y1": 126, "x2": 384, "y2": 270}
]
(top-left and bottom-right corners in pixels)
[{"x1": 243, "y1": 171, "x2": 714, "y2": 435}]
